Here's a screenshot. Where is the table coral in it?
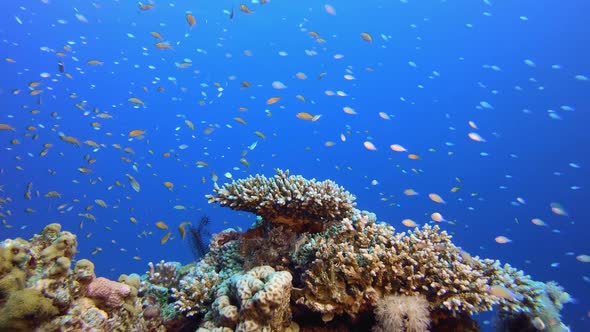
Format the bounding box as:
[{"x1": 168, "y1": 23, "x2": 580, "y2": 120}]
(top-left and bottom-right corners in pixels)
[{"x1": 206, "y1": 169, "x2": 356, "y2": 232}]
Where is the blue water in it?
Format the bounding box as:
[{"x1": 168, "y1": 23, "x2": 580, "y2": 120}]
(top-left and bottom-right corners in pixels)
[{"x1": 1, "y1": 0, "x2": 588, "y2": 330}]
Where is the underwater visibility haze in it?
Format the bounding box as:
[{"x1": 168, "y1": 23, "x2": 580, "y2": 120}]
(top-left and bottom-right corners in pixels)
[{"x1": 0, "y1": 0, "x2": 589, "y2": 331}]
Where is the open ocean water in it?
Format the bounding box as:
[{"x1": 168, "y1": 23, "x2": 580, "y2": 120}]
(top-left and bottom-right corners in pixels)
[{"x1": 0, "y1": 0, "x2": 589, "y2": 331}]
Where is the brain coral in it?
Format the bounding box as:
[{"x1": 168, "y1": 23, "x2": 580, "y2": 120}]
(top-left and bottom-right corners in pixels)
[
  {"x1": 199, "y1": 265, "x2": 292, "y2": 332},
  {"x1": 206, "y1": 169, "x2": 356, "y2": 232}
]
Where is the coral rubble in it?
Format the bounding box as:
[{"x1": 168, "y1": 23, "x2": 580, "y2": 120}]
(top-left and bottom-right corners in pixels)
[{"x1": 0, "y1": 170, "x2": 572, "y2": 331}]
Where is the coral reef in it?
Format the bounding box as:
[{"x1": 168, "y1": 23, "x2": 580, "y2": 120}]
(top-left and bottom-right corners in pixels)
[
  {"x1": 0, "y1": 170, "x2": 573, "y2": 332},
  {"x1": 201, "y1": 170, "x2": 571, "y2": 331},
  {"x1": 0, "y1": 223, "x2": 168, "y2": 331},
  {"x1": 206, "y1": 169, "x2": 357, "y2": 232},
  {"x1": 295, "y1": 211, "x2": 562, "y2": 321}
]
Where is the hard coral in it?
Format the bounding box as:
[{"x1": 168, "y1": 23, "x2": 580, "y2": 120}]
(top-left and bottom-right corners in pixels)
[
  {"x1": 0, "y1": 224, "x2": 167, "y2": 332},
  {"x1": 0, "y1": 288, "x2": 58, "y2": 331},
  {"x1": 74, "y1": 258, "x2": 96, "y2": 282},
  {"x1": 206, "y1": 169, "x2": 356, "y2": 232},
  {"x1": 39, "y1": 231, "x2": 77, "y2": 264},
  {"x1": 87, "y1": 276, "x2": 131, "y2": 308},
  {"x1": 293, "y1": 210, "x2": 554, "y2": 321},
  {"x1": 201, "y1": 265, "x2": 292, "y2": 331},
  {"x1": 172, "y1": 260, "x2": 219, "y2": 317},
  {"x1": 147, "y1": 260, "x2": 181, "y2": 288}
]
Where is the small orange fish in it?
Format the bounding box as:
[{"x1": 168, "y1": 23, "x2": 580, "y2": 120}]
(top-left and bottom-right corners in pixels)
[
  {"x1": 186, "y1": 12, "x2": 196, "y2": 27},
  {"x1": 487, "y1": 285, "x2": 522, "y2": 301},
  {"x1": 403, "y1": 189, "x2": 418, "y2": 196},
  {"x1": 342, "y1": 106, "x2": 357, "y2": 115},
  {"x1": 550, "y1": 202, "x2": 568, "y2": 216},
  {"x1": 234, "y1": 117, "x2": 247, "y2": 125},
  {"x1": 139, "y1": 3, "x2": 154, "y2": 11},
  {"x1": 178, "y1": 221, "x2": 191, "y2": 240},
  {"x1": 360, "y1": 32, "x2": 373, "y2": 43},
  {"x1": 95, "y1": 199, "x2": 107, "y2": 208},
  {"x1": 296, "y1": 112, "x2": 314, "y2": 120},
  {"x1": 239, "y1": 4, "x2": 253, "y2": 14},
  {"x1": 150, "y1": 31, "x2": 163, "y2": 39},
  {"x1": 60, "y1": 135, "x2": 80, "y2": 145},
  {"x1": 86, "y1": 59, "x2": 104, "y2": 65},
  {"x1": 428, "y1": 193, "x2": 446, "y2": 204},
  {"x1": 155, "y1": 42, "x2": 173, "y2": 50},
  {"x1": 431, "y1": 212, "x2": 445, "y2": 222},
  {"x1": 128, "y1": 97, "x2": 144, "y2": 105},
  {"x1": 468, "y1": 132, "x2": 486, "y2": 142},
  {"x1": 266, "y1": 97, "x2": 281, "y2": 105},
  {"x1": 128, "y1": 129, "x2": 145, "y2": 137},
  {"x1": 390, "y1": 144, "x2": 407, "y2": 152},
  {"x1": 402, "y1": 219, "x2": 417, "y2": 227},
  {"x1": 163, "y1": 181, "x2": 174, "y2": 191},
  {"x1": 78, "y1": 167, "x2": 92, "y2": 174},
  {"x1": 363, "y1": 141, "x2": 377, "y2": 151},
  {"x1": 494, "y1": 236, "x2": 512, "y2": 244},
  {"x1": 160, "y1": 232, "x2": 172, "y2": 245},
  {"x1": 0, "y1": 124, "x2": 16, "y2": 131},
  {"x1": 155, "y1": 221, "x2": 169, "y2": 230}
]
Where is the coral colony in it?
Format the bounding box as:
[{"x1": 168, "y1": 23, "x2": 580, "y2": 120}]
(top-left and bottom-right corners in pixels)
[{"x1": 0, "y1": 170, "x2": 571, "y2": 331}]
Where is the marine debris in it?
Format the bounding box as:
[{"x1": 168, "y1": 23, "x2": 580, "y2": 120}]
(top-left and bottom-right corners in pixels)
[{"x1": 0, "y1": 170, "x2": 572, "y2": 331}]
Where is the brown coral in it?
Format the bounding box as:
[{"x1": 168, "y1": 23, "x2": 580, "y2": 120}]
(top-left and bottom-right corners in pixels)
[
  {"x1": 206, "y1": 169, "x2": 356, "y2": 232},
  {"x1": 0, "y1": 224, "x2": 167, "y2": 332},
  {"x1": 293, "y1": 211, "x2": 543, "y2": 320},
  {"x1": 0, "y1": 288, "x2": 58, "y2": 331}
]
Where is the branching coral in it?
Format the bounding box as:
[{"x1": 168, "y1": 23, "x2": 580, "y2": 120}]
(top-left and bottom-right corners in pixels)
[
  {"x1": 206, "y1": 169, "x2": 356, "y2": 232},
  {"x1": 292, "y1": 210, "x2": 562, "y2": 322},
  {"x1": 147, "y1": 260, "x2": 181, "y2": 289},
  {"x1": 172, "y1": 260, "x2": 219, "y2": 317}
]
